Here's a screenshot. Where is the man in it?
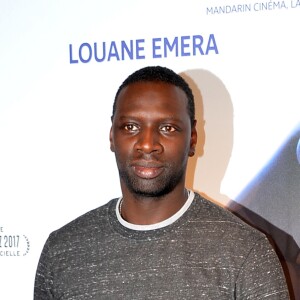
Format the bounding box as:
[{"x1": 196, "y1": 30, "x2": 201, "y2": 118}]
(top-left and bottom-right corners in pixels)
[{"x1": 34, "y1": 66, "x2": 289, "y2": 299}]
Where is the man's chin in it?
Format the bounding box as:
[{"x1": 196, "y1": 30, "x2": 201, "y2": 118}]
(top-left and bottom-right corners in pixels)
[
  {"x1": 129, "y1": 183, "x2": 174, "y2": 198},
  {"x1": 120, "y1": 170, "x2": 184, "y2": 198}
]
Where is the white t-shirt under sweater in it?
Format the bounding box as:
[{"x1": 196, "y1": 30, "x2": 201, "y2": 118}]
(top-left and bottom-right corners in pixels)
[{"x1": 34, "y1": 192, "x2": 290, "y2": 299}]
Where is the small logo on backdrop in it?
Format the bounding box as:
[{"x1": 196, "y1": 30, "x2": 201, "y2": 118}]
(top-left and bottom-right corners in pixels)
[{"x1": 0, "y1": 226, "x2": 30, "y2": 257}]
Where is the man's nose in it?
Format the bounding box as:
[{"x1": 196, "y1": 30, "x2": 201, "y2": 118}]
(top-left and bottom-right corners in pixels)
[{"x1": 134, "y1": 128, "x2": 162, "y2": 154}]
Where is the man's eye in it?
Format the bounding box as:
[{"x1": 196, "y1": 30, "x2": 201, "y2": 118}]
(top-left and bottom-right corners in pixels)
[
  {"x1": 124, "y1": 124, "x2": 139, "y2": 132},
  {"x1": 160, "y1": 125, "x2": 176, "y2": 133}
]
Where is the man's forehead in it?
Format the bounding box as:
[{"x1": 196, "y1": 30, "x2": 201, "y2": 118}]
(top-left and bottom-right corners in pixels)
[{"x1": 114, "y1": 83, "x2": 189, "y2": 122}]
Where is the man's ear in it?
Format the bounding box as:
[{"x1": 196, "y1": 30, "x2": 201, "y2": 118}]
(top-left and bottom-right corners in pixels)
[
  {"x1": 109, "y1": 127, "x2": 115, "y2": 152},
  {"x1": 189, "y1": 120, "x2": 197, "y2": 157}
]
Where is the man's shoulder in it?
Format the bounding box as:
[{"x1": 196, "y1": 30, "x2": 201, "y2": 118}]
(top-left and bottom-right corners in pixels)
[
  {"x1": 48, "y1": 198, "x2": 118, "y2": 245},
  {"x1": 193, "y1": 192, "x2": 265, "y2": 239}
]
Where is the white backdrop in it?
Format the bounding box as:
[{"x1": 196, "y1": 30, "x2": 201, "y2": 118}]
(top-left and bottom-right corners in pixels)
[{"x1": 0, "y1": 1, "x2": 299, "y2": 298}]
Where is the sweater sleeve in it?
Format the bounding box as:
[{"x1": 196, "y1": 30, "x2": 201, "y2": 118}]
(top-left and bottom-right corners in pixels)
[
  {"x1": 34, "y1": 236, "x2": 55, "y2": 300},
  {"x1": 235, "y1": 236, "x2": 290, "y2": 299}
]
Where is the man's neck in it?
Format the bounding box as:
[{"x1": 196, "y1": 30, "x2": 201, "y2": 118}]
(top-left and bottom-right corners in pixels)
[{"x1": 120, "y1": 187, "x2": 189, "y2": 225}]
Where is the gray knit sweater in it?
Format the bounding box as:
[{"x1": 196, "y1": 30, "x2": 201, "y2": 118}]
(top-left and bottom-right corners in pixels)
[{"x1": 34, "y1": 193, "x2": 289, "y2": 299}]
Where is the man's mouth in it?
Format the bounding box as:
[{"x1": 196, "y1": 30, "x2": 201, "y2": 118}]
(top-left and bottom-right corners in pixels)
[{"x1": 132, "y1": 163, "x2": 164, "y2": 179}]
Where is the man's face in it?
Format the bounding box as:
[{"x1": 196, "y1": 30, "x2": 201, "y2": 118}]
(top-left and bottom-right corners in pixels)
[{"x1": 110, "y1": 81, "x2": 197, "y2": 198}]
